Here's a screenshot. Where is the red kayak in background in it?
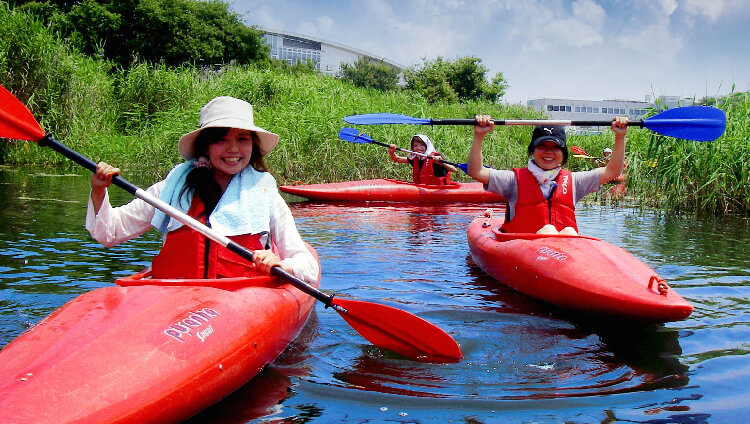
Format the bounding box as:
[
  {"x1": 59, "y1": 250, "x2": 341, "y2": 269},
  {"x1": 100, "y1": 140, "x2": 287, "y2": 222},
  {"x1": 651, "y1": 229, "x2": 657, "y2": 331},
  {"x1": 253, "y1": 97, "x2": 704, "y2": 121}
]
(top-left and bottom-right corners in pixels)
[
  {"x1": 280, "y1": 178, "x2": 505, "y2": 203},
  {"x1": 467, "y1": 215, "x2": 693, "y2": 322},
  {"x1": 0, "y1": 246, "x2": 320, "y2": 423}
]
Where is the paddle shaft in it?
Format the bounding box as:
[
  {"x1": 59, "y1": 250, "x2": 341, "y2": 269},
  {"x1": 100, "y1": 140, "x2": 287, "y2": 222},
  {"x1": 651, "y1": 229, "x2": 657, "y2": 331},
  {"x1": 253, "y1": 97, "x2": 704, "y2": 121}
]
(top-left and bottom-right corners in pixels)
[
  {"x1": 364, "y1": 137, "x2": 462, "y2": 168},
  {"x1": 38, "y1": 134, "x2": 338, "y2": 308},
  {"x1": 426, "y1": 118, "x2": 647, "y2": 127}
]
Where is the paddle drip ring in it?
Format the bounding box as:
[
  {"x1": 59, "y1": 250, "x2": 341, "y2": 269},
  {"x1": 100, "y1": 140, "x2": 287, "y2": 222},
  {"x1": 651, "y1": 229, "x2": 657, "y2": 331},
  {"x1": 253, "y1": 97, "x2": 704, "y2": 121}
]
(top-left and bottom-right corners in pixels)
[{"x1": 648, "y1": 275, "x2": 669, "y2": 296}]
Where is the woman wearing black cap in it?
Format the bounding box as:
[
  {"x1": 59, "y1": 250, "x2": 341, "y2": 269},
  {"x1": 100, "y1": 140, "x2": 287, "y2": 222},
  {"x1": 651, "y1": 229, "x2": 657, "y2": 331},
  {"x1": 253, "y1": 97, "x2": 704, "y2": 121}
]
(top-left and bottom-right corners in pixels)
[{"x1": 467, "y1": 115, "x2": 628, "y2": 235}]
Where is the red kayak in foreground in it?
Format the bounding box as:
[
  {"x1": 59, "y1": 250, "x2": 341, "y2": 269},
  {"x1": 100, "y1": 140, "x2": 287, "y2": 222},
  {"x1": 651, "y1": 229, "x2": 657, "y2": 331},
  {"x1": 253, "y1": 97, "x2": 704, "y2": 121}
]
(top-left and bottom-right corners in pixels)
[
  {"x1": 280, "y1": 178, "x2": 505, "y2": 203},
  {"x1": 467, "y1": 216, "x2": 693, "y2": 322},
  {"x1": 0, "y1": 247, "x2": 320, "y2": 423}
]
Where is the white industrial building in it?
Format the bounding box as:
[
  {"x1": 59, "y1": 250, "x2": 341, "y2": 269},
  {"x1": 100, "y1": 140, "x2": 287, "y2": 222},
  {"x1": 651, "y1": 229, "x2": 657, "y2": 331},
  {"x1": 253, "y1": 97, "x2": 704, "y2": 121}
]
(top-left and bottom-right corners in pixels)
[
  {"x1": 527, "y1": 96, "x2": 695, "y2": 121},
  {"x1": 261, "y1": 28, "x2": 405, "y2": 76},
  {"x1": 526, "y1": 96, "x2": 695, "y2": 133}
]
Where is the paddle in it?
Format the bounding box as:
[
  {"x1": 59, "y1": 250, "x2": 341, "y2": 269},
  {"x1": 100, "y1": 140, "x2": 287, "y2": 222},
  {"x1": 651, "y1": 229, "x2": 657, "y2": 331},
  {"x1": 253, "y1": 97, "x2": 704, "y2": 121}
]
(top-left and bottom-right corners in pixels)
[
  {"x1": 573, "y1": 154, "x2": 597, "y2": 160},
  {"x1": 344, "y1": 106, "x2": 727, "y2": 142},
  {"x1": 338, "y1": 127, "x2": 470, "y2": 173},
  {"x1": 0, "y1": 85, "x2": 462, "y2": 362},
  {"x1": 571, "y1": 146, "x2": 605, "y2": 164}
]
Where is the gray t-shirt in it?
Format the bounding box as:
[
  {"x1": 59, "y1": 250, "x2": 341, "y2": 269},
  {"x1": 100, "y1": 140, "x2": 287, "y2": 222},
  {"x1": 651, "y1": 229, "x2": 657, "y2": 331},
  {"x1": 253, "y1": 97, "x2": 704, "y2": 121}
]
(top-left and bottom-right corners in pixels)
[{"x1": 486, "y1": 168, "x2": 601, "y2": 221}]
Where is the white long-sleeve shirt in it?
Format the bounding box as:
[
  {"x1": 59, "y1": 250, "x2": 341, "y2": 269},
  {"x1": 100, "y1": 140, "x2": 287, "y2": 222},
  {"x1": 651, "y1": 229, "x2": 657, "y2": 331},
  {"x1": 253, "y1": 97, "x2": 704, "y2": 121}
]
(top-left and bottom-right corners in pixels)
[{"x1": 85, "y1": 180, "x2": 319, "y2": 283}]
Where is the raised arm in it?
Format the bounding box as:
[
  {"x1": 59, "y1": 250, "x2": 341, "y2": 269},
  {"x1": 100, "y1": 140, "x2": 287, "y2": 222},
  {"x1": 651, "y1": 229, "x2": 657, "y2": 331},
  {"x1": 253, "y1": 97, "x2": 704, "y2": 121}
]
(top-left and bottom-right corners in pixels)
[
  {"x1": 599, "y1": 117, "x2": 628, "y2": 184},
  {"x1": 388, "y1": 144, "x2": 409, "y2": 164},
  {"x1": 467, "y1": 114, "x2": 494, "y2": 184}
]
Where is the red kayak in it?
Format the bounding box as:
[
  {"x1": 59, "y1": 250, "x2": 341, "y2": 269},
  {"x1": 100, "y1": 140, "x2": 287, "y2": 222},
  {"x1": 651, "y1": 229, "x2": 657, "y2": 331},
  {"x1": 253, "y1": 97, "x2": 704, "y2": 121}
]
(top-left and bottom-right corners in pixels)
[
  {"x1": 467, "y1": 216, "x2": 693, "y2": 322},
  {"x1": 280, "y1": 178, "x2": 504, "y2": 203},
  {"x1": 0, "y1": 246, "x2": 320, "y2": 423}
]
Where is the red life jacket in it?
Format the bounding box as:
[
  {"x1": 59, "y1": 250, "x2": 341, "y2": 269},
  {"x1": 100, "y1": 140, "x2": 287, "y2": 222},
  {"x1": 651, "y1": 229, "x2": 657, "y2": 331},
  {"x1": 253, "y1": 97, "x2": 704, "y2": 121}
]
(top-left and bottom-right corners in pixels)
[
  {"x1": 501, "y1": 167, "x2": 578, "y2": 233},
  {"x1": 151, "y1": 196, "x2": 276, "y2": 279},
  {"x1": 411, "y1": 153, "x2": 452, "y2": 185}
]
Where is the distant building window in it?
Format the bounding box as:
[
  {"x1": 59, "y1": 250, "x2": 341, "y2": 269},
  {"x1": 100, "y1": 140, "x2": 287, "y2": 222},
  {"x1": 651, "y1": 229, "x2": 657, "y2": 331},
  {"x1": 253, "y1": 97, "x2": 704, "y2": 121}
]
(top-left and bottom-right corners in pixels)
[
  {"x1": 587, "y1": 107, "x2": 592, "y2": 113},
  {"x1": 593, "y1": 108, "x2": 599, "y2": 113},
  {"x1": 566, "y1": 106, "x2": 571, "y2": 112},
  {"x1": 547, "y1": 105, "x2": 553, "y2": 111}
]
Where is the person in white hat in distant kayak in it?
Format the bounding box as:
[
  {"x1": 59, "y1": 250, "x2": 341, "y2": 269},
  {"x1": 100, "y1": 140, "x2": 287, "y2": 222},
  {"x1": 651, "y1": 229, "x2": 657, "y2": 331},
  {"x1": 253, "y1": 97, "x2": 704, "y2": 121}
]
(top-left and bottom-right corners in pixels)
[
  {"x1": 86, "y1": 96, "x2": 318, "y2": 282},
  {"x1": 388, "y1": 134, "x2": 457, "y2": 185},
  {"x1": 467, "y1": 115, "x2": 628, "y2": 235}
]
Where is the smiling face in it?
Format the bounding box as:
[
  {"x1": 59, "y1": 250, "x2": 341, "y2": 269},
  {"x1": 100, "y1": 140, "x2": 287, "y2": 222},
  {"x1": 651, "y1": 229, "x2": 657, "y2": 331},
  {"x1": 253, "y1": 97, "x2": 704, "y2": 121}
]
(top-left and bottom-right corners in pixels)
[
  {"x1": 207, "y1": 128, "x2": 255, "y2": 185},
  {"x1": 532, "y1": 141, "x2": 565, "y2": 170},
  {"x1": 411, "y1": 138, "x2": 427, "y2": 153}
]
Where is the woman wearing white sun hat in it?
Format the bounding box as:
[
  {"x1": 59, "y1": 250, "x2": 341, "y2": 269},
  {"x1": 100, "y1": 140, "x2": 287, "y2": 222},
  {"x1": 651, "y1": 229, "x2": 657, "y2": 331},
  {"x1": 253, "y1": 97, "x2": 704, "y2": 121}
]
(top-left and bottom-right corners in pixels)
[{"x1": 86, "y1": 96, "x2": 318, "y2": 283}]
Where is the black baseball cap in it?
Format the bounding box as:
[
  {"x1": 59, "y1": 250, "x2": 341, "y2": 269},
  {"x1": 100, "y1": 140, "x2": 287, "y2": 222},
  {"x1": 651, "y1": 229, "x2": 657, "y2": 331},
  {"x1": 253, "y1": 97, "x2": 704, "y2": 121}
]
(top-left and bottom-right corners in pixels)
[
  {"x1": 531, "y1": 126, "x2": 567, "y2": 148},
  {"x1": 528, "y1": 125, "x2": 568, "y2": 164}
]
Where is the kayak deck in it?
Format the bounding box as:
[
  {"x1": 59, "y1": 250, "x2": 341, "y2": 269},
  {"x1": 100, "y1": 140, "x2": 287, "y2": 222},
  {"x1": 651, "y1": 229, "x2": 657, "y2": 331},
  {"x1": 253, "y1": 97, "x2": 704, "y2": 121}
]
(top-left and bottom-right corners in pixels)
[
  {"x1": 467, "y1": 216, "x2": 693, "y2": 322},
  {"x1": 0, "y1": 249, "x2": 320, "y2": 423},
  {"x1": 280, "y1": 178, "x2": 505, "y2": 203}
]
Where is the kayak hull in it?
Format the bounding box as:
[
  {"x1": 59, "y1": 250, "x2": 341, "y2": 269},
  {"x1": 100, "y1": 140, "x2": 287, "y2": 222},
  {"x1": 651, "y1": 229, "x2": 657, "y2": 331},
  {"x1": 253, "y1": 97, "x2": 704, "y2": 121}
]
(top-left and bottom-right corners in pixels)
[
  {"x1": 280, "y1": 178, "x2": 504, "y2": 203},
  {"x1": 467, "y1": 216, "x2": 693, "y2": 322},
  {"x1": 0, "y1": 248, "x2": 320, "y2": 423}
]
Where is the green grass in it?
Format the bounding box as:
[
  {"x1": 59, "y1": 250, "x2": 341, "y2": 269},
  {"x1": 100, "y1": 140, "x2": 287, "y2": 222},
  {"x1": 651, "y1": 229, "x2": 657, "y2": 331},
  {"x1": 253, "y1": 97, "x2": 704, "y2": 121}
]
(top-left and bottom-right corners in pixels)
[
  {"x1": 570, "y1": 92, "x2": 749, "y2": 215},
  {"x1": 1, "y1": 4, "x2": 748, "y2": 216}
]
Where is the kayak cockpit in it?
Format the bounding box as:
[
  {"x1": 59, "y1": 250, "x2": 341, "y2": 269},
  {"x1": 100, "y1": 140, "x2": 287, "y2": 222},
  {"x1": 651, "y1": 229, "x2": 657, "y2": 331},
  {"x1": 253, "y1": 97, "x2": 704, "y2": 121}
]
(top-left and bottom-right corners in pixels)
[{"x1": 115, "y1": 267, "x2": 281, "y2": 290}]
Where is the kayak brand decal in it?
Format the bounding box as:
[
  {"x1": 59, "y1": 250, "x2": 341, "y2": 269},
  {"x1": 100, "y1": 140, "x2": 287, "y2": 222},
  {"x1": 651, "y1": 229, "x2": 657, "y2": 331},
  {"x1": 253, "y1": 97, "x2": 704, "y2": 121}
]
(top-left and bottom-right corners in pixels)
[
  {"x1": 536, "y1": 246, "x2": 567, "y2": 261},
  {"x1": 164, "y1": 308, "x2": 219, "y2": 343}
]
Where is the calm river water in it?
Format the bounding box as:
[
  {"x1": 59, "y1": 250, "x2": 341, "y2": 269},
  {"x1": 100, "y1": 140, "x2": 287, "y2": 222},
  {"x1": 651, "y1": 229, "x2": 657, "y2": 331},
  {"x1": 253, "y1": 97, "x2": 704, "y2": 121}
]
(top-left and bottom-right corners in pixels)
[{"x1": 1, "y1": 166, "x2": 749, "y2": 423}]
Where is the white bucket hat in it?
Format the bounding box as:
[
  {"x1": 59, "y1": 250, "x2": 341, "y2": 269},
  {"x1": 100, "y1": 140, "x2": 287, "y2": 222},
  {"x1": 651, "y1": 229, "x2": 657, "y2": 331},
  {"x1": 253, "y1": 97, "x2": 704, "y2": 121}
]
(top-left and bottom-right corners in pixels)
[
  {"x1": 178, "y1": 96, "x2": 279, "y2": 159},
  {"x1": 409, "y1": 134, "x2": 435, "y2": 160}
]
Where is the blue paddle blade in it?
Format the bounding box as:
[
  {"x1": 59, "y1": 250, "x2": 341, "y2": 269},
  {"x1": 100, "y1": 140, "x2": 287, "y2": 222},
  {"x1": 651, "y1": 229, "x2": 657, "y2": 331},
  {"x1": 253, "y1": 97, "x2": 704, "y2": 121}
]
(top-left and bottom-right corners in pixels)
[
  {"x1": 644, "y1": 106, "x2": 726, "y2": 142},
  {"x1": 338, "y1": 127, "x2": 374, "y2": 143},
  {"x1": 456, "y1": 163, "x2": 494, "y2": 175},
  {"x1": 344, "y1": 113, "x2": 432, "y2": 125}
]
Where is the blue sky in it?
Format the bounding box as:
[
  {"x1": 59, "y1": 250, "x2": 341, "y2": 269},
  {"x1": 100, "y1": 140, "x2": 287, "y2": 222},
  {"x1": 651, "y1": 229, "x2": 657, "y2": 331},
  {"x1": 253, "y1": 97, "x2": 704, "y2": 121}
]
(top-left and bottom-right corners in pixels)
[{"x1": 231, "y1": 0, "x2": 750, "y2": 104}]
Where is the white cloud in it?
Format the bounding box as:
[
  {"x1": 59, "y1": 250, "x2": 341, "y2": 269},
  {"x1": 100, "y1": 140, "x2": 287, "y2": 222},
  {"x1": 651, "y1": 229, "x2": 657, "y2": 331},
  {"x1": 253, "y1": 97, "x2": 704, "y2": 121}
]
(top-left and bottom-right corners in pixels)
[
  {"x1": 242, "y1": 3, "x2": 281, "y2": 29},
  {"x1": 615, "y1": 24, "x2": 683, "y2": 62},
  {"x1": 297, "y1": 16, "x2": 335, "y2": 37},
  {"x1": 509, "y1": 0, "x2": 605, "y2": 52},
  {"x1": 657, "y1": 0, "x2": 679, "y2": 16},
  {"x1": 682, "y1": 0, "x2": 725, "y2": 21}
]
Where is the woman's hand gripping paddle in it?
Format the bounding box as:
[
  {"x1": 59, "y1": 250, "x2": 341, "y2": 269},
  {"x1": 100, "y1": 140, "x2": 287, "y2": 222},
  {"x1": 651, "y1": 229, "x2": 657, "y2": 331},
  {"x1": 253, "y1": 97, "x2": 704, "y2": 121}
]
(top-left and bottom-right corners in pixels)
[
  {"x1": 343, "y1": 106, "x2": 726, "y2": 142},
  {"x1": 0, "y1": 84, "x2": 462, "y2": 362}
]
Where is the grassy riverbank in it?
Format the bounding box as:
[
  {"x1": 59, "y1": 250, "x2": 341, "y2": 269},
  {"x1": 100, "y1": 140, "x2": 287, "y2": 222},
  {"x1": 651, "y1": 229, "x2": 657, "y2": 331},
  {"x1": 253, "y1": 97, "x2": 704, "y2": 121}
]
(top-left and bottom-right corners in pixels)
[{"x1": 1, "y1": 5, "x2": 748, "y2": 216}]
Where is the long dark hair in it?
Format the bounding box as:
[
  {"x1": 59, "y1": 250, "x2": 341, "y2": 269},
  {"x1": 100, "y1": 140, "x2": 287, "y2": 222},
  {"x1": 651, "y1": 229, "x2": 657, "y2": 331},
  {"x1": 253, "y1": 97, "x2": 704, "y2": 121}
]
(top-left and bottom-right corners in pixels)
[{"x1": 179, "y1": 127, "x2": 268, "y2": 218}]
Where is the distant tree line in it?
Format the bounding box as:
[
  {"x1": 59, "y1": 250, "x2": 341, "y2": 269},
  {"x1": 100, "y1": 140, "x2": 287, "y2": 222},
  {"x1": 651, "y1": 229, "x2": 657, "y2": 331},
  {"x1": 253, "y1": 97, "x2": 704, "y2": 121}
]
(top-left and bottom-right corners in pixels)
[
  {"x1": 339, "y1": 55, "x2": 508, "y2": 103},
  {"x1": 10, "y1": 0, "x2": 509, "y2": 103},
  {"x1": 11, "y1": 0, "x2": 270, "y2": 68}
]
